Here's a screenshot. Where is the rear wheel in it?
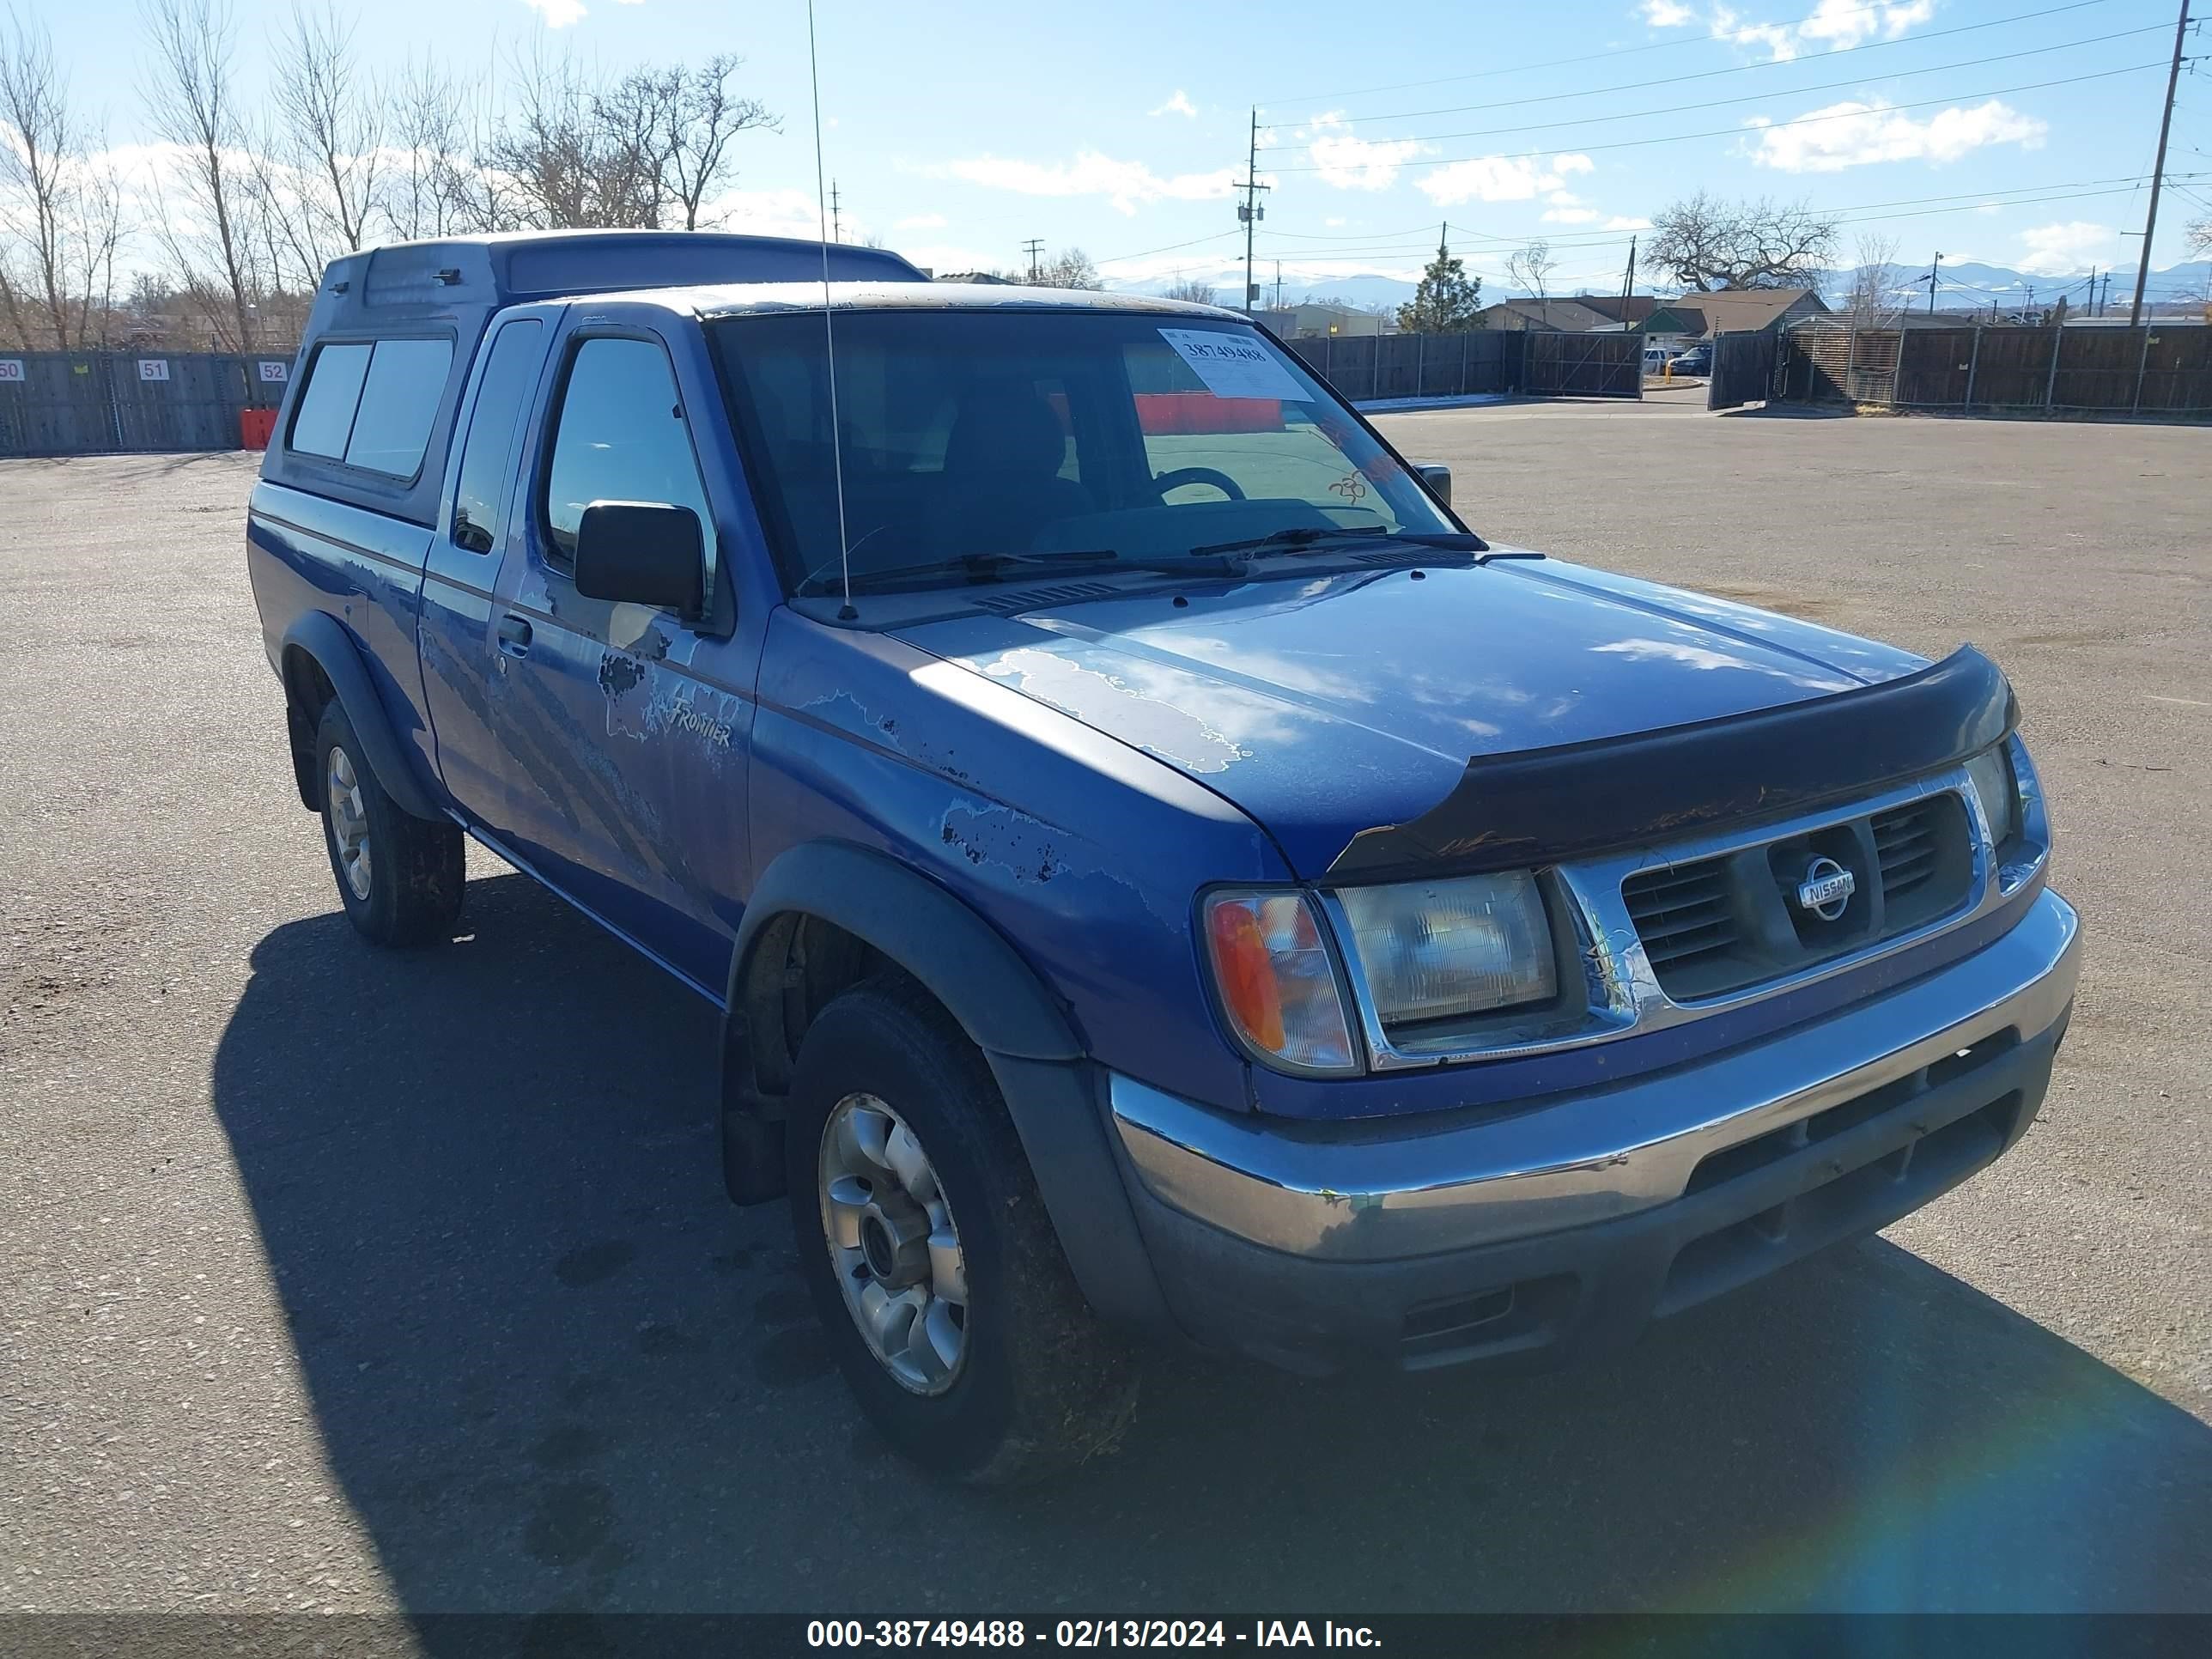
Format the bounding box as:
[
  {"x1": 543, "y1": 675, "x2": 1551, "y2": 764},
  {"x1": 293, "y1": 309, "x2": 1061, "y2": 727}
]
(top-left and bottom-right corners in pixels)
[
  {"x1": 786, "y1": 978, "x2": 1138, "y2": 1485},
  {"x1": 314, "y1": 701, "x2": 465, "y2": 947}
]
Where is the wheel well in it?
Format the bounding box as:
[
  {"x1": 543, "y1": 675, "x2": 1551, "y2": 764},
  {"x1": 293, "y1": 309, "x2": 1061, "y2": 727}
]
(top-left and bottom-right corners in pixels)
[
  {"x1": 280, "y1": 646, "x2": 339, "y2": 811},
  {"x1": 728, "y1": 911, "x2": 898, "y2": 1108}
]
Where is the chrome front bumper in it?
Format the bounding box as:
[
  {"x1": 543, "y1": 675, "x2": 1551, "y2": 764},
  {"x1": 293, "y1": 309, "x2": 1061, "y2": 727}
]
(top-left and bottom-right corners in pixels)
[{"x1": 1111, "y1": 889, "x2": 2080, "y2": 1266}]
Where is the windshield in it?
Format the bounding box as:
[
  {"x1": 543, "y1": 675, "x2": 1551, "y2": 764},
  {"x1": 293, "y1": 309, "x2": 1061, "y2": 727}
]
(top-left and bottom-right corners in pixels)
[{"x1": 707, "y1": 309, "x2": 1460, "y2": 595}]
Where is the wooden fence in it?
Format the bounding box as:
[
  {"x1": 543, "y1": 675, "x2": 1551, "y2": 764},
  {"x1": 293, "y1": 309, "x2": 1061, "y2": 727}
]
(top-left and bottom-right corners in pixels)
[{"x1": 1777, "y1": 322, "x2": 2212, "y2": 416}]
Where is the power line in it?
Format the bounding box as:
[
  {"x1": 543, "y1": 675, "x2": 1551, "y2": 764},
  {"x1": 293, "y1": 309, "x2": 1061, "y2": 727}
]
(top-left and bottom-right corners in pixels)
[
  {"x1": 1263, "y1": 0, "x2": 2054, "y2": 105},
  {"x1": 1266, "y1": 62, "x2": 2167, "y2": 173},
  {"x1": 1331, "y1": 0, "x2": 2115, "y2": 126},
  {"x1": 1279, "y1": 28, "x2": 2166, "y2": 154},
  {"x1": 1094, "y1": 228, "x2": 1242, "y2": 267}
]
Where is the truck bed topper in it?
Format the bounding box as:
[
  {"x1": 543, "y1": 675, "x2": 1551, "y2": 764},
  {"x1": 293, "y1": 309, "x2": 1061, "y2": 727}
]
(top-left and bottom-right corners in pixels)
[{"x1": 265, "y1": 230, "x2": 927, "y2": 529}]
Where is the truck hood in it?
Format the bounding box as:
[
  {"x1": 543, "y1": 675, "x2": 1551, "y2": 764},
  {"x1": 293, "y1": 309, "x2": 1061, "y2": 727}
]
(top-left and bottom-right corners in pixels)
[{"x1": 897, "y1": 554, "x2": 1928, "y2": 876}]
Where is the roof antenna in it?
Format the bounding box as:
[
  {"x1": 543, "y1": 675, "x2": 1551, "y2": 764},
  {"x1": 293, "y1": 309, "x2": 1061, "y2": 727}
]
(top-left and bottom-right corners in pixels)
[{"x1": 805, "y1": 0, "x2": 855, "y2": 621}]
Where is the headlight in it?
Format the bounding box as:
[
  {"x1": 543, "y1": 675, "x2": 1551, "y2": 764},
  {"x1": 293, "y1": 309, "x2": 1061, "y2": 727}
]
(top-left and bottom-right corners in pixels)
[
  {"x1": 1202, "y1": 891, "x2": 1358, "y2": 1075},
  {"x1": 1335, "y1": 872, "x2": 1556, "y2": 1027},
  {"x1": 1965, "y1": 745, "x2": 2018, "y2": 847}
]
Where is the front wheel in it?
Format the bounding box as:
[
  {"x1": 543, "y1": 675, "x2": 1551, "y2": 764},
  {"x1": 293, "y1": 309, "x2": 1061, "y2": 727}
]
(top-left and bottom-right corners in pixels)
[
  {"x1": 314, "y1": 701, "x2": 465, "y2": 947},
  {"x1": 786, "y1": 978, "x2": 1138, "y2": 1485}
]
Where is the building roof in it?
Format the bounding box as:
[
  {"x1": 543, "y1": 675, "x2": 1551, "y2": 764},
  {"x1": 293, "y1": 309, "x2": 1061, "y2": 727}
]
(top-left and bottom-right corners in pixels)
[
  {"x1": 1668, "y1": 286, "x2": 1829, "y2": 333},
  {"x1": 1479, "y1": 298, "x2": 1617, "y2": 331},
  {"x1": 1565, "y1": 294, "x2": 1661, "y2": 324}
]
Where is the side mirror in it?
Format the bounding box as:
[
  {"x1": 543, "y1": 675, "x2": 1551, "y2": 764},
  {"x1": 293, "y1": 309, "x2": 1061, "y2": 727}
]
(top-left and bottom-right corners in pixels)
[
  {"x1": 1414, "y1": 462, "x2": 1452, "y2": 505},
  {"x1": 574, "y1": 501, "x2": 704, "y2": 617}
]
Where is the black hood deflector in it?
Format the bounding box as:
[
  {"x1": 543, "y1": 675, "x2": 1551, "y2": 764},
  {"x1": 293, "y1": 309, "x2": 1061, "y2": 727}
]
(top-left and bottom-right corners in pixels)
[{"x1": 1328, "y1": 644, "x2": 2016, "y2": 878}]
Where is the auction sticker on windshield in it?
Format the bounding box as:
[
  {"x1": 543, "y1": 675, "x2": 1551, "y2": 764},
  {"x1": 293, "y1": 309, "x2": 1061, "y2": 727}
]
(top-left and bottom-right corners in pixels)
[{"x1": 1158, "y1": 329, "x2": 1310, "y2": 402}]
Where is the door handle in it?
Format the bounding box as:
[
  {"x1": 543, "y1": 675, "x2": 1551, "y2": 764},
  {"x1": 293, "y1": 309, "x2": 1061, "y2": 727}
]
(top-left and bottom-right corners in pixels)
[{"x1": 497, "y1": 614, "x2": 533, "y2": 658}]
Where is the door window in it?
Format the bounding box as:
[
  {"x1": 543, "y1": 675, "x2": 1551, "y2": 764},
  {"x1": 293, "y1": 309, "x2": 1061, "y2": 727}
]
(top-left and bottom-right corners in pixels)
[
  {"x1": 542, "y1": 337, "x2": 714, "y2": 570},
  {"x1": 450, "y1": 319, "x2": 545, "y2": 552}
]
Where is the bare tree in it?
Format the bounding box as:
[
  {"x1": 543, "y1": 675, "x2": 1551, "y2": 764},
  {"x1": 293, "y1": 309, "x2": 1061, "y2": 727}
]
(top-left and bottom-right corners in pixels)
[
  {"x1": 140, "y1": 0, "x2": 264, "y2": 349},
  {"x1": 2189, "y1": 215, "x2": 2210, "y2": 259},
  {"x1": 643, "y1": 55, "x2": 776, "y2": 231},
  {"x1": 0, "y1": 9, "x2": 126, "y2": 347},
  {"x1": 1031, "y1": 246, "x2": 1099, "y2": 289},
  {"x1": 1842, "y1": 232, "x2": 1902, "y2": 319},
  {"x1": 260, "y1": 0, "x2": 382, "y2": 276},
  {"x1": 1650, "y1": 191, "x2": 1838, "y2": 291},
  {"x1": 386, "y1": 58, "x2": 471, "y2": 240},
  {"x1": 484, "y1": 47, "x2": 659, "y2": 230},
  {"x1": 1504, "y1": 239, "x2": 1555, "y2": 303},
  {"x1": 1164, "y1": 275, "x2": 1217, "y2": 305}
]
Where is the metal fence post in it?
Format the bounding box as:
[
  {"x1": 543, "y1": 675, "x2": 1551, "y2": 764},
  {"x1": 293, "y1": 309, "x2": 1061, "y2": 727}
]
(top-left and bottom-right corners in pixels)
[
  {"x1": 1413, "y1": 331, "x2": 1425, "y2": 398},
  {"x1": 1963, "y1": 325, "x2": 1982, "y2": 411},
  {"x1": 2132, "y1": 325, "x2": 2154, "y2": 416},
  {"x1": 1371, "y1": 337, "x2": 1381, "y2": 400},
  {"x1": 2044, "y1": 326, "x2": 2063, "y2": 411}
]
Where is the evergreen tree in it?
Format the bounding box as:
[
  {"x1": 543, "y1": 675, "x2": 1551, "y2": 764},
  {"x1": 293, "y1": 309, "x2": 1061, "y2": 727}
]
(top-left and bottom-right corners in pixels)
[{"x1": 1398, "y1": 234, "x2": 1482, "y2": 332}]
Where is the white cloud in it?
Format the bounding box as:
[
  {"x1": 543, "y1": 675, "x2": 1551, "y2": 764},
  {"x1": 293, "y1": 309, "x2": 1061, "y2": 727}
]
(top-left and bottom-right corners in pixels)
[
  {"x1": 914, "y1": 151, "x2": 1237, "y2": 216},
  {"x1": 2018, "y1": 221, "x2": 2116, "y2": 275},
  {"x1": 896, "y1": 212, "x2": 948, "y2": 230},
  {"x1": 1605, "y1": 214, "x2": 1653, "y2": 230},
  {"x1": 697, "y1": 186, "x2": 837, "y2": 240},
  {"x1": 1417, "y1": 152, "x2": 1595, "y2": 205},
  {"x1": 1150, "y1": 90, "x2": 1198, "y2": 118},
  {"x1": 1299, "y1": 113, "x2": 1430, "y2": 191},
  {"x1": 1644, "y1": 0, "x2": 1935, "y2": 61},
  {"x1": 525, "y1": 0, "x2": 587, "y2": 26},
  {"x1": 1324, "y1": 216, "x2": 1347, "y2": 227},
  {"x1": 1747, "y1": 98, "x2": 2046, "y2": 172}
]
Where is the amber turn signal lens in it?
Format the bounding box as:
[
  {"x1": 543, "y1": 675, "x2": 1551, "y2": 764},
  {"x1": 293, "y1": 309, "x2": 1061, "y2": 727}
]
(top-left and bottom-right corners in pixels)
[{"x1": 1201, "y1": 891, "x2": 1358, "y2": 1075}]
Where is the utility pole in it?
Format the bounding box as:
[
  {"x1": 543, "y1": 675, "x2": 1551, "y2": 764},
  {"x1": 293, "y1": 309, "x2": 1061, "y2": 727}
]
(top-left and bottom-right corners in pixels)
[
  {"x1": 2130, "y1": 0, "x2": 2191, "y2": 325},
  {"x1": 1234, "y1": 106, "x2": 1270, "y2": 316},
  {"x1": 830, "y1": 180, "x2": 842, "y2": 244},
  {"x1": 1926, "y1": 251, "x2": 1942, "y2": 313},
  {"x1": 1021, "y1": 239, "x2": 1044, "y2": 282},
  {"x1": 1273, "y1": 260, "x2": 1283, "y2": 312},
  {"x1": 2087, "y1": 266, "x2": 2098, "y2": 317},
  {"x1": 1619, "y1": 234, "x2": 1638, "y2": 307}
]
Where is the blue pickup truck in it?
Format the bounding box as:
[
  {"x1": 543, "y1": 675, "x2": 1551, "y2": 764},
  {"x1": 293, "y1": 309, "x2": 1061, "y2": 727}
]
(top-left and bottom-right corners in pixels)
[{"x1": 246, "y1": 230, "x2": 2079, "y2": 1483}]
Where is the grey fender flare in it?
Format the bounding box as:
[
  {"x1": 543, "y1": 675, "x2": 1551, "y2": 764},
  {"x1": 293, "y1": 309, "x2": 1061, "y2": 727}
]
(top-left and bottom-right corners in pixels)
[
  {"x1": 724, "y1": 840, "x2": 1173, "y2": 1334},
  {"x1": 280, "y1": 611, "x2": 444, "y2": 822}
]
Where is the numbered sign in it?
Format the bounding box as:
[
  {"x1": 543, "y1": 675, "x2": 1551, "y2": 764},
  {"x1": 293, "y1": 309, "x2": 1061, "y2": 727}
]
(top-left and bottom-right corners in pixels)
[
  {"x1": 258, "y1": 360, "x2": 289, "y2": 382},
  {"x1": 138, "y1": 359, "x2": 171, "y2": 381},
  {"x1": 0, "y1": 359, "x2": 23, "y2": 382}
]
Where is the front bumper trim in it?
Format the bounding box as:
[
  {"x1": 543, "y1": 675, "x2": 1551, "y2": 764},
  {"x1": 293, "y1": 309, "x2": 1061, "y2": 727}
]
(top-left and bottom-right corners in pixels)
[{"x1": 1110, "y1": 889, "x2": 2080, "y2": 1264}]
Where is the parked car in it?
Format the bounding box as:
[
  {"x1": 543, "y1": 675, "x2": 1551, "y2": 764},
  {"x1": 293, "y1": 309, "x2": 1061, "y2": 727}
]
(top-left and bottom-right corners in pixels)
[
  {"x1": 1668, "y1": 343, "x2": 1713, "y2": 374},
  {"x1": 246, "y1": 231, "x2": 2079, "y2": 1484}
]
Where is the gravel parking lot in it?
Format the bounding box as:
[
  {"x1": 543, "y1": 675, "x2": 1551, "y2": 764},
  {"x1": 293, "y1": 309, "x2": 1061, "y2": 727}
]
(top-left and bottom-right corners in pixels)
[{"x1": 4, "y1": 404, "x2": 2209, "y2": 1624}]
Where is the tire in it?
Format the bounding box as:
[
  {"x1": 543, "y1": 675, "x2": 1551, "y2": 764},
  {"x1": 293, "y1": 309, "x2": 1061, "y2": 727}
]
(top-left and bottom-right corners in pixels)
[
  {"x1": 786, "y1": 977, "x2": 1138, "y2": 1485},
  {"x1": 314, "y1": 700, "x2": 465, "y2": 947}
]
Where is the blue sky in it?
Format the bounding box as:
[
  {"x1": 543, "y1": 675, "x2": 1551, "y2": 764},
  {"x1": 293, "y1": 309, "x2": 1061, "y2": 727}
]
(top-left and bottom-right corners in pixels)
[{"x1": 41, "y1": 0, "x2": 2212, "y2": 295}]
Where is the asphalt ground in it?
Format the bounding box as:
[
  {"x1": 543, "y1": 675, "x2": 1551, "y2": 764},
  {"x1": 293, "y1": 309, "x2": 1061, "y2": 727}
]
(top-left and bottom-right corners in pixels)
[{"x1": 3, "y1": 404, "x2": 2209, "y2": 1626}]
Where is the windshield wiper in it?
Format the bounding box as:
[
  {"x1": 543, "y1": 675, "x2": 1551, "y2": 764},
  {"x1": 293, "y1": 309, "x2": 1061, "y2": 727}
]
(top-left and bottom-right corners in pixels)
[
  {"x1": 1189, "y1": 526, "x2": 1511, "y2": 561},
  {"x1": 797, "y1": 547, "x2": 1245, "y2": 598}
]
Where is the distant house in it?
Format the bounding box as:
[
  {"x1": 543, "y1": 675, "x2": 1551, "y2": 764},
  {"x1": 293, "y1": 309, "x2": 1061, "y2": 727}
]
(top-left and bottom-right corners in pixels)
[
  {"x1": 1667, "y1": 287, "x2": 1830, "y2": 337},
  {"x1": 1565, "y1": 293, "x2": 1662, "y2": 326},
  {"x1": 1256, "y1": 302, "x2": 1389, "y2": 338},
  {"x1": 1474, "y1": 298, "x2": 1618, "y2": 332}
]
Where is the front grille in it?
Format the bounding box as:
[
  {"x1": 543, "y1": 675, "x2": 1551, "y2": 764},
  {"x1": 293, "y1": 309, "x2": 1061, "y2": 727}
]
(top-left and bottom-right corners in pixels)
[
  {"x1": 1625, "y1": 788, "x2": 1977, "y2": 1001},
  {"x1": 1873, "y1": 800, "x2": 1941, "y2": 899},
  {"x1": 1622, "y1": 860, "x2": 1739, "y2": 979}
]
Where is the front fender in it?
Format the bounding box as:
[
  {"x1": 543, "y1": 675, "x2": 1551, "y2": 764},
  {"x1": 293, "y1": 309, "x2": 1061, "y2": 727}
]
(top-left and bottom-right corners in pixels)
[{"x1": 722, "y1": 840, "x2": 1171, "y2": 1334}]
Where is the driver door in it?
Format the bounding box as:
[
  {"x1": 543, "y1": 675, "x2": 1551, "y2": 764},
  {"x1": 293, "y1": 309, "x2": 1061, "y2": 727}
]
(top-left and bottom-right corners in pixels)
[{"x1": 480, "y1": 324, "x2": 751, "y2": 994}]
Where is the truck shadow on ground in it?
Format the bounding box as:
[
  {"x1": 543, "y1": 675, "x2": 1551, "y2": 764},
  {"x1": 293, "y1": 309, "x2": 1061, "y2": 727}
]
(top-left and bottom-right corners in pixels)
[{"x1": 210, "y1": 872, "x2": 2212, "y2": 1626}]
